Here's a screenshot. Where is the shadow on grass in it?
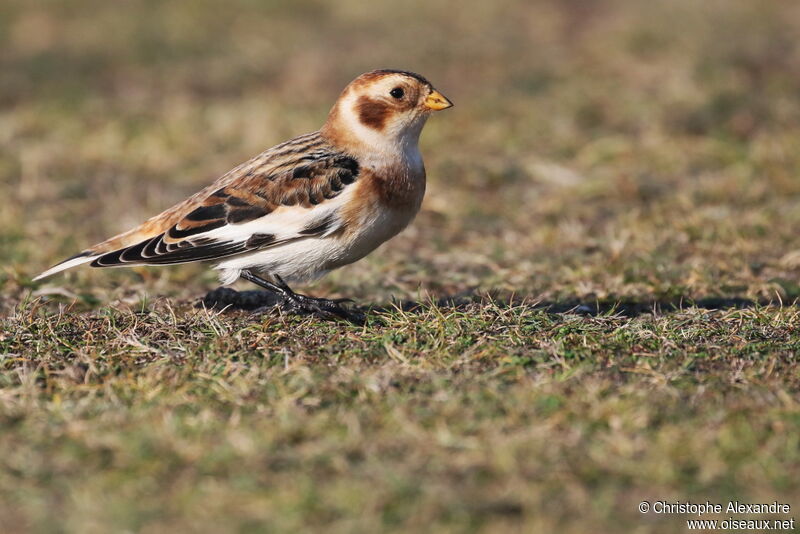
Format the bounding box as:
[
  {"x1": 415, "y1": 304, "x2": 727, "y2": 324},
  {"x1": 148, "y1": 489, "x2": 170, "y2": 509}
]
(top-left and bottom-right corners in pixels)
[{"x1": 200, "y1": 287, "x2": 783, "y2": 319}]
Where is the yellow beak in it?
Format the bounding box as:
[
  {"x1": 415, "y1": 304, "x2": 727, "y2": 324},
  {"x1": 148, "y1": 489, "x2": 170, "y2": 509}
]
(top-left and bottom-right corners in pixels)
[{"x1": 424, "y1": 89, "x2": 453, "y2": 111}]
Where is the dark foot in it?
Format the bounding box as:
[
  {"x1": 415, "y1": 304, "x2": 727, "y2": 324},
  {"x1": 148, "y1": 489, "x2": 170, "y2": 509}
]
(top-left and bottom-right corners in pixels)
[
  {"x1": 242, "y1": 271, "x2": 366, "y2": 325},
  {"x1": 268, "y1": 291, "x2": 365, "y2": 324}
]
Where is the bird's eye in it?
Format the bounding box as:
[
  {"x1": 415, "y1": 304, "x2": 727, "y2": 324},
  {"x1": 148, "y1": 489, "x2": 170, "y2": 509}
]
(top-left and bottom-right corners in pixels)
[{"x1": 389, "y1": 87, "x2": 404, "y2": 99}]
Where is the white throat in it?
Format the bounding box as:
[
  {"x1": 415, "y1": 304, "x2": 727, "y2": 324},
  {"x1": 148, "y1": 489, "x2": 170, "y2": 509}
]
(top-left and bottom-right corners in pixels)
[{"x1": 336, "y1": 92, "x2": 428, "y2": 172}]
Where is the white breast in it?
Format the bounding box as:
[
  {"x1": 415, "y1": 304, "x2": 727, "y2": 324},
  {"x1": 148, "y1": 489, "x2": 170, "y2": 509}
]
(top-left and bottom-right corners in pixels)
[{"x1": 214, "y1": 172, "x2": 423, "y2": 285}]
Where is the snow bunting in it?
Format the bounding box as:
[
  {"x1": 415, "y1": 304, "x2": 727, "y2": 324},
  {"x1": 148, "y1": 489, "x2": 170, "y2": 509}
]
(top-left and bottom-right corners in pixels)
[{"x1": 35, "y1": 69, "x2": 452, "y2": 320}]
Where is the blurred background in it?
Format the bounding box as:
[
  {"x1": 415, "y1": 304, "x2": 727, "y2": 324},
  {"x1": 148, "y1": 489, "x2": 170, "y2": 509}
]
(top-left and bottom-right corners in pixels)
[
  {"x1": 3, "y1": 0, "x2": 800, "y2": 308},
  {"x1": 2, "y1": 1, "x2": 800, "y2": 532}
]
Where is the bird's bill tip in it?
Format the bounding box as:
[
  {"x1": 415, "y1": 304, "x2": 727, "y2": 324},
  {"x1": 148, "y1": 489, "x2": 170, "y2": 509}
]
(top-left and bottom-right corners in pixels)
[{"x1": 423, "y1": 89, "x2": 453, "y2": 111}]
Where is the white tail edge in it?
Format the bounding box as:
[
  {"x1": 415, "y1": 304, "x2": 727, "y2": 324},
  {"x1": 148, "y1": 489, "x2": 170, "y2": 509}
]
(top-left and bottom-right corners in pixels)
[{"x1": 33, "y1": 253, "x2": 97, "y2": 281}]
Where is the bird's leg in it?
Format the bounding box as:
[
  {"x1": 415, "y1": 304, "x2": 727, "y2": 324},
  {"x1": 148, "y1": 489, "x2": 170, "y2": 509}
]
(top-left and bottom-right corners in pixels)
[
  {"x1": 240, "y1": 270, "x2": 292, "y2": 294},
  {"x1": 241, "y1": 270, "x2": 362, "y2": 323},
  {"x1": 201, "y1": 270, "x2": 285, "y2": 310}
]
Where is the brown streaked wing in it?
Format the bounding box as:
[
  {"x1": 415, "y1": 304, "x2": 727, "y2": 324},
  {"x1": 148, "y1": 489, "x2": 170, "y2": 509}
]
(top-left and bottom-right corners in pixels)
[
  {"x1": 162, "y1": 150, "x2": 360, "y2": 241},
  {"x1": 89, "y1": 148, "x2": 361, "y2": 268}
]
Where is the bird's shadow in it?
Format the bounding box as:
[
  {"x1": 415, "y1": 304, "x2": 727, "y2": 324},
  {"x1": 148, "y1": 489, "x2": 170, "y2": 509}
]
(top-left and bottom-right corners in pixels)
[{"x1": 199, "y1": 287, "x2": 783, "y2": 323}]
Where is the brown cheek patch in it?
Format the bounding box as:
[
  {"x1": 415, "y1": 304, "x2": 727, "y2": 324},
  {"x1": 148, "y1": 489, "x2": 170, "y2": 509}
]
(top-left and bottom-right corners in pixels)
[{"x1": 356, "y1": 96, "x2": 391, "y2": 130}]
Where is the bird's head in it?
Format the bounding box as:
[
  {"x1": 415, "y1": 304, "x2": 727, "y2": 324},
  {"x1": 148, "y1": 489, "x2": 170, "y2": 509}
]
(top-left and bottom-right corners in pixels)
[{"x1": 323, "y1": 69, "x2": 452, "y2": 155}]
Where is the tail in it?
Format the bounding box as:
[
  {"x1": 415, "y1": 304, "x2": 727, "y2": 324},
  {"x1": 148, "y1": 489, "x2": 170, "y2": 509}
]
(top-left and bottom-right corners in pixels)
[{"x1": 33, "y1": 251, "x2": 98, "y2": 281}]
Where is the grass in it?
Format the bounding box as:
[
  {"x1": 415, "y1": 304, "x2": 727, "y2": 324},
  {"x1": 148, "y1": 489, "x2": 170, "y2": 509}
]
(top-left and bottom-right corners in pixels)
[{"x1": 2, "y1": 0, "x2": 800, "y2": 532}]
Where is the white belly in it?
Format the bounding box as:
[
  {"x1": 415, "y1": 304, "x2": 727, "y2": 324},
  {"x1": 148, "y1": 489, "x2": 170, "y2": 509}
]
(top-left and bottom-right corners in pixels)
[{"x1": 214, "y1": 205, "x2": 416, "y2": 285}]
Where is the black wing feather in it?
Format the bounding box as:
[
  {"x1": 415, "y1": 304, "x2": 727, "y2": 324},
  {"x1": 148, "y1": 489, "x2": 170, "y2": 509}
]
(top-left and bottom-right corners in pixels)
[{"x1": 88, "y1": 139, "x2": 359, "y2": 269}]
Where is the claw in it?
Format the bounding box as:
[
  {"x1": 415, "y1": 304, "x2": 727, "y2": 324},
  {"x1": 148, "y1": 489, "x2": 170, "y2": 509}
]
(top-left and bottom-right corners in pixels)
[
  {"x1": 277, "y1": 293, "x2": 364, "y2": 324},
  {"x1": 238, "y1": 270, "x2": 366, "y2": 324}
]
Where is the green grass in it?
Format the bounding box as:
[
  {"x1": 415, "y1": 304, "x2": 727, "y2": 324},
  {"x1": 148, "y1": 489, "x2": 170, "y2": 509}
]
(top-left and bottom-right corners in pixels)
[{"x1": 2, "y1": 0, "x2": 800, "y2": 532}]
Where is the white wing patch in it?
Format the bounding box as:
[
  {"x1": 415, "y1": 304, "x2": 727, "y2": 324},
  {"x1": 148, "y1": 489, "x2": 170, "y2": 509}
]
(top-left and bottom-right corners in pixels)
[{"x1": 202, "y1": 186, "x2": 353, "y2": 246}]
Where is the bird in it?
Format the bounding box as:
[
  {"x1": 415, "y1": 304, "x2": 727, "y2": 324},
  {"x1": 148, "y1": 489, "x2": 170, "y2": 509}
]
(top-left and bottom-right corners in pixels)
[{"x1": 34, "y1": 69, "x2": 453, "y2": 321}]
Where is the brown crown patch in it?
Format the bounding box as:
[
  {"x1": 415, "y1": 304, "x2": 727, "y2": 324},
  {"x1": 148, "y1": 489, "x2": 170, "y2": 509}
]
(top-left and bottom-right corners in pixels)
[
  {"x1": 356, "y1": 69, "x2": 431, "y2": 86},
  {"x1": 356, "y1": 95, "x2": 391, "y2": 130}
]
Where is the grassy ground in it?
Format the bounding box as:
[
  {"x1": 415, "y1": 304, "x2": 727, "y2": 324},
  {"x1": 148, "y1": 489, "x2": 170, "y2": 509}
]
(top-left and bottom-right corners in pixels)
[{"x1": 2, "y1": 0, "x2": 800, "y2": 532}]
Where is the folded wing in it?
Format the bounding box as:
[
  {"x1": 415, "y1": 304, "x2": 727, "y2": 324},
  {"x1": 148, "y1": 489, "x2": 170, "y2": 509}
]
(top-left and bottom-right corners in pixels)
[{"x1": 34, "y1": 136, "x2": 361, "y2": 279}]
